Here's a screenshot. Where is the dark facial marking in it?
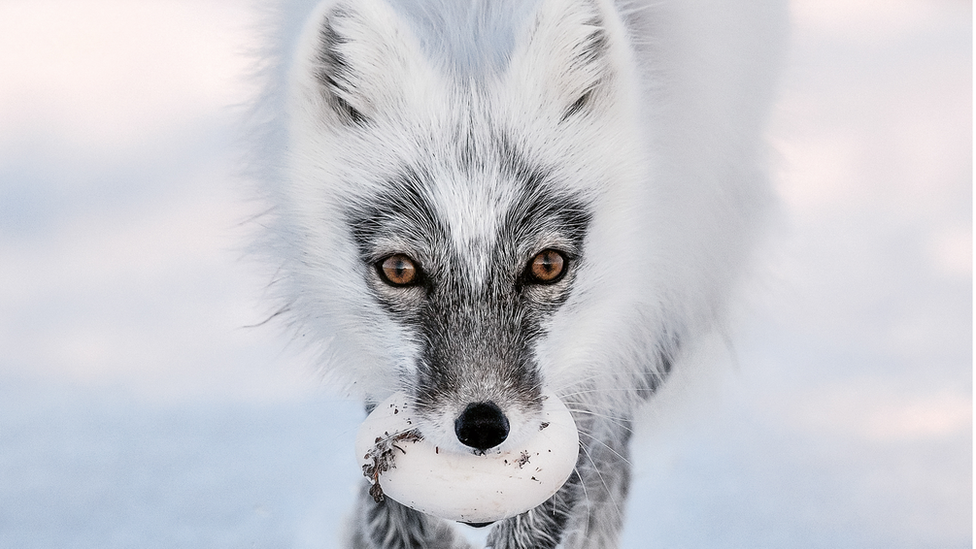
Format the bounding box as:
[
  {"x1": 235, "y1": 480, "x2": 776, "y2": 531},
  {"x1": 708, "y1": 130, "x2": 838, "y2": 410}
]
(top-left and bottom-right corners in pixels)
[
  {"x1": 346, "y1": 165, "x2": 447, "y2": 266},
  {"x1": 494, "y1": 135, "x2": 593, "y2": 258}
]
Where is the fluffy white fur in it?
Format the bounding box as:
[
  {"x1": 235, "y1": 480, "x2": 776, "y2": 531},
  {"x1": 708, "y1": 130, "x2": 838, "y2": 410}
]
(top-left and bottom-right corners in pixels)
[{"x1": 251, "y1": 0, "x2": 786, "y2": 546}]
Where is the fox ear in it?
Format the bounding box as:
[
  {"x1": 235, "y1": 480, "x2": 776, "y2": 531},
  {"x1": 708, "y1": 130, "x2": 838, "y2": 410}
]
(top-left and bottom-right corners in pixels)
[
  {"x1": 505, "y1": 0, "x2": 630, "y2": 122},
  {"x1": 292, "y1": 0, "x2": 432, "y2": 127}
]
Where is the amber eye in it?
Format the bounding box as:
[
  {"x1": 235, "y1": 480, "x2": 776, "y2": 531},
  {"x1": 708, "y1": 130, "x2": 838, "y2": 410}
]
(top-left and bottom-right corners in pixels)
[
  {"x1": 526, "y1": 249, "x2": 567, "y2": 284},
  {"x1": 378, "y1": 254, "x2": 420, "y2": 286}
]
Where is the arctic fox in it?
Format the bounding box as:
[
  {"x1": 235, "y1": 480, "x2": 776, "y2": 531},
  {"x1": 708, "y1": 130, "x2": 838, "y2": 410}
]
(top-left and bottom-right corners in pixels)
[{"x1": 255, "y1": 0, "x2": 785, "y2": 546}]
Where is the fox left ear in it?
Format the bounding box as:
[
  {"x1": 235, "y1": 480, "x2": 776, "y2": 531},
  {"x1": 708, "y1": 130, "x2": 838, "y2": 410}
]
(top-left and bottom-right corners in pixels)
[
  {"x1": 290, "y1": 0, "x2": 435, "y2": 128},
  {"x1": 504, "y1": 0, "x2": 634, "y2": 122}
]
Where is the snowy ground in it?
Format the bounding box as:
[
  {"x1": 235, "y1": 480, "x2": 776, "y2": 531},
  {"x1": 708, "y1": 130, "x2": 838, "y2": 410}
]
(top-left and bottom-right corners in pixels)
[{"x1": 0, "y1": 1, "x2": 970, "y2": 547}]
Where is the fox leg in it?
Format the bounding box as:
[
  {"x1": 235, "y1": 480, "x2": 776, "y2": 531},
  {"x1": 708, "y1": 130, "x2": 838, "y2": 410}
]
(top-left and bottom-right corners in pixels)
[{"x1": 348, "y1": 487, "x2": 472, "y2": 549}]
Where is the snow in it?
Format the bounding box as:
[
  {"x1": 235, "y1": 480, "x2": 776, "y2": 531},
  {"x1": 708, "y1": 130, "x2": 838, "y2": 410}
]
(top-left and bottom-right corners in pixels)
[{"x1": 0, "y1": 0, "x2": 970, "y2": 547}]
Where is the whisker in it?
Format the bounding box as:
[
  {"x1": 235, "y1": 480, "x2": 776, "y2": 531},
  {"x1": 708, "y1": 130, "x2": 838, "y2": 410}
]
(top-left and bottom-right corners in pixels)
[
  {"x1": 577, "y1": 440, "x2": 624, "y2": 521},
  {"x1": 572, "y1": 465, "x2": 591, "y2": 541},
  {"x1": 565, "y1": 406, "x2": 633, "y2": 425},
  {"x1": 576, "y1": 430, "x2": 632, "y2": 467}
]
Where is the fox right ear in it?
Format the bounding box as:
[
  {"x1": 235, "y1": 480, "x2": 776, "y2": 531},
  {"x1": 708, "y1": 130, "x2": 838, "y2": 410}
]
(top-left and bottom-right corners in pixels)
[
  {"x1": 504, "y1": 0, "x2": 635, "y2": 123},
  {"x1": 291, "y1": 0, "x2": 433, "y2": 128}
]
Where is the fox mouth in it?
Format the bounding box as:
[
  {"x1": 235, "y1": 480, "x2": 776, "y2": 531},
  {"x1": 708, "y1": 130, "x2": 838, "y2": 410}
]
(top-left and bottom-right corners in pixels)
[
  {"x1": 356, "y1": 391, "x2": 580, "y2": 524},
  {"x1": 409, "y1": 391, "x2": 546, "y2": 455}
]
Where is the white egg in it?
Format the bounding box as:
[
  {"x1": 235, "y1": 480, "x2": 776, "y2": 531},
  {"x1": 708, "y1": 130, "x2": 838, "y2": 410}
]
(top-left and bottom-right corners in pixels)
[{"x1": 355, "y1": 393, "x2": 580, "y2": 524}]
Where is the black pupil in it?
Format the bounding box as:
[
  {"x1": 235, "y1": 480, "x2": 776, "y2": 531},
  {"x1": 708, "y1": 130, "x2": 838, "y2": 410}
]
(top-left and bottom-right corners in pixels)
[
  {"x1": 539, "y1": 255, "x2": 555, "y2": 273},
  {"x1": 393, "y1": 259, "x2": 408, "y2": 276},
  {"x1": 385, "y1": 256, "x2": 414, "y2": 283},
  {"x1": 534, "y1": 251, "x2": 563, "y2": 280}
]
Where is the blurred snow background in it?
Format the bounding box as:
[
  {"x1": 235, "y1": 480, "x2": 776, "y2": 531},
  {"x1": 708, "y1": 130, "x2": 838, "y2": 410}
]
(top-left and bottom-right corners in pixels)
[{"x1": 0, "y1": 0, "x2": 970, "y2": 547}]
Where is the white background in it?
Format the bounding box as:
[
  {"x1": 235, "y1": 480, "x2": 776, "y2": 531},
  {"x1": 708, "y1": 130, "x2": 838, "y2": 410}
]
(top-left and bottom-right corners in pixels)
[{"x1": 0, "y1": 1, "x2": 970, "y2": 547}]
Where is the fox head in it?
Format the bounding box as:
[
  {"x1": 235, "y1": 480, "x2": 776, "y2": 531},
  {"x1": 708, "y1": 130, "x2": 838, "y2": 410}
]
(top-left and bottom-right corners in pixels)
[{"x1": 270, "y1": 0, "x2": 677, "y2": 453}]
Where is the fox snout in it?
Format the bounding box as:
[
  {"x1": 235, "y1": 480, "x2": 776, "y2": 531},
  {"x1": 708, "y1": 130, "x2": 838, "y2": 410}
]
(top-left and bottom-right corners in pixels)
[{"x1": 455, "y1": 401, "x2": 511, "y2": 451}]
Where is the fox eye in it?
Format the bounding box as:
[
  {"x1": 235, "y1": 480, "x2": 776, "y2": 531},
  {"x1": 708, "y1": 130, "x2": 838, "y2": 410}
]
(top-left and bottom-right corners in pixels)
[
  {"x1": 378, "y1": 254, "x2": 420, "y2": 286},
  {"x1": 525, "y1": 249, "x2": 567, "y2": 284}
]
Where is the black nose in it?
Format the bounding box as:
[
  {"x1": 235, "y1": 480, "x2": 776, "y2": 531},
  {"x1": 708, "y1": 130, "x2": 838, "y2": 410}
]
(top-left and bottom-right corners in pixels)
[{"x1": 454, "y1": 401, "x2": 510, "y2": 451}]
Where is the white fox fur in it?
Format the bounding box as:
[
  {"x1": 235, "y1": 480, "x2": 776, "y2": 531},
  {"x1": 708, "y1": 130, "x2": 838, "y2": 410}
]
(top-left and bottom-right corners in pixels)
[{"x1": 252, "y1": 0, "x2": 786, "y2": 546}]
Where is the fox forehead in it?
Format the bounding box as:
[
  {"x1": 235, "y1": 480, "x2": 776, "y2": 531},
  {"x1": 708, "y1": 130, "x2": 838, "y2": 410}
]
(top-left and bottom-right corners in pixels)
[
  {"x1": 426, "y1": 169, "x2": 509, "y2": 284},
  {"x1": 422, "y1": 126, "x2": 563, "y2": 281}
]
